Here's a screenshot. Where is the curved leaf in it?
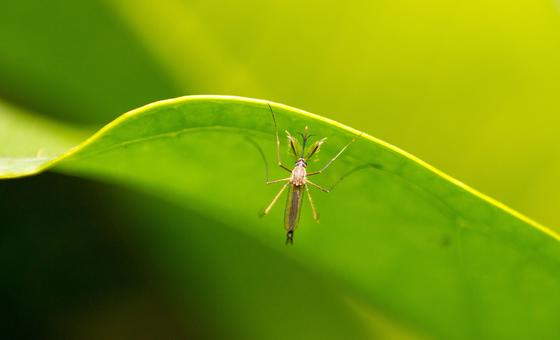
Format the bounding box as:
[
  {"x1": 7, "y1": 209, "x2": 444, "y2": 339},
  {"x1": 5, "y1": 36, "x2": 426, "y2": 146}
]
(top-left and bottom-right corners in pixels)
[{"x1": 2, "y1": 95, "x2": 560, "y2": 339}]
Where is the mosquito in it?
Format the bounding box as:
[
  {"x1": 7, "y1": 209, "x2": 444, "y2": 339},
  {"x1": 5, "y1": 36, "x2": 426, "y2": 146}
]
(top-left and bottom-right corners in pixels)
[{"x1": 261, "y1": 103, "x2": 359, "y2": 244}]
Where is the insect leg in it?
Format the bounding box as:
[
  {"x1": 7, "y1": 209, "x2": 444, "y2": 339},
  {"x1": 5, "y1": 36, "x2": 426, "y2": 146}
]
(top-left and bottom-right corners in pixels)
[
  {"x1": 305, "y1": 185, "x2": 320, "y2": 222},
  {"x1": 260, "y1": 182, "x2": 290, "y2": 217},
  {"x1": 268, "y1": 103, "x2": 292, "y2": 173},
  {"x1": 306, "y1": 180, "x2": 330, "y2": 193},
  {"x1": 307, "y1": 133, "x2": 363, "y2": 176},
  {"x1": 267, "y1": 178, "x2": 290, "y2": 184}
]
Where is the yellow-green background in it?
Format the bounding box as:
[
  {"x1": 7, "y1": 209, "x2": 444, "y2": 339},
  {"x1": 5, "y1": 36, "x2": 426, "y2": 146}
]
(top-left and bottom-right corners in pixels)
[{"x1": 1, "y1": 0, "x2": 559, "y2": 338}]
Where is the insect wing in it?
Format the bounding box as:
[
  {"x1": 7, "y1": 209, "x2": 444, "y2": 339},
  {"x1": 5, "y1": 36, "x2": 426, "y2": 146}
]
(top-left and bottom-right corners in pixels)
[
  {"x1": 305, "y1": 137, "x2": 327, "y2": 160},
  {"x1": 284, "y1": 185, "x2": 304, "y2": 233},
  {"x1": 286, "y1": 131, "x2": 301, "y2": 158}
]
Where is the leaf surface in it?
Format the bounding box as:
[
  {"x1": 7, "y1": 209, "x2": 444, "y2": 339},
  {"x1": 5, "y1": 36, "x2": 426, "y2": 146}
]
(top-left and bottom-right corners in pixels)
[{"x1": 2, "y1": 95, "x2": 560, "y2": 339}]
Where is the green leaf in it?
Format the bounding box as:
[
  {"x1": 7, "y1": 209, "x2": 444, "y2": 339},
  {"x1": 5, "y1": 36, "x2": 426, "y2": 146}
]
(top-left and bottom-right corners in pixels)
[
  {"x1": 104, "y1": 0, "x2": 560, "y2": 229},
  {"x1": 1, "y1": 172, "x2": 380, "y2": 340},
  {"x1": 3, "y1": 0, "x2": 560, "y2": 227},
  {"x1": 2, "y1": 95, "x2": 560, "y2": 339},
  {"x1": 0, "y1": 100, "x2": 89, "y2": 176}
]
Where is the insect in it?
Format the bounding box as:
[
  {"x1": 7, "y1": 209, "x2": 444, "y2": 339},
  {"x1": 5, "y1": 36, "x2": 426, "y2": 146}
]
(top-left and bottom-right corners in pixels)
[{"x1": 261, "y1": 104, "x2": 359, "y2": 244}]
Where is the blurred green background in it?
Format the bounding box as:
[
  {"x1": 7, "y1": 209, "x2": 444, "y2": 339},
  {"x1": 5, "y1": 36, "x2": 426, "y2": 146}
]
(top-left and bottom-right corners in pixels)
[{"x1": 1, "y1": 0, "x2": 560, "y2": 338}]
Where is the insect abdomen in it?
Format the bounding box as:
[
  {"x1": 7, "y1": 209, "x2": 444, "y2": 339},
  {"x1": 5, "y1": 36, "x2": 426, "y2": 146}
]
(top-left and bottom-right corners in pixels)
[{"x1": 284, "y1": 185, "x2": 304, "y2": 234}]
